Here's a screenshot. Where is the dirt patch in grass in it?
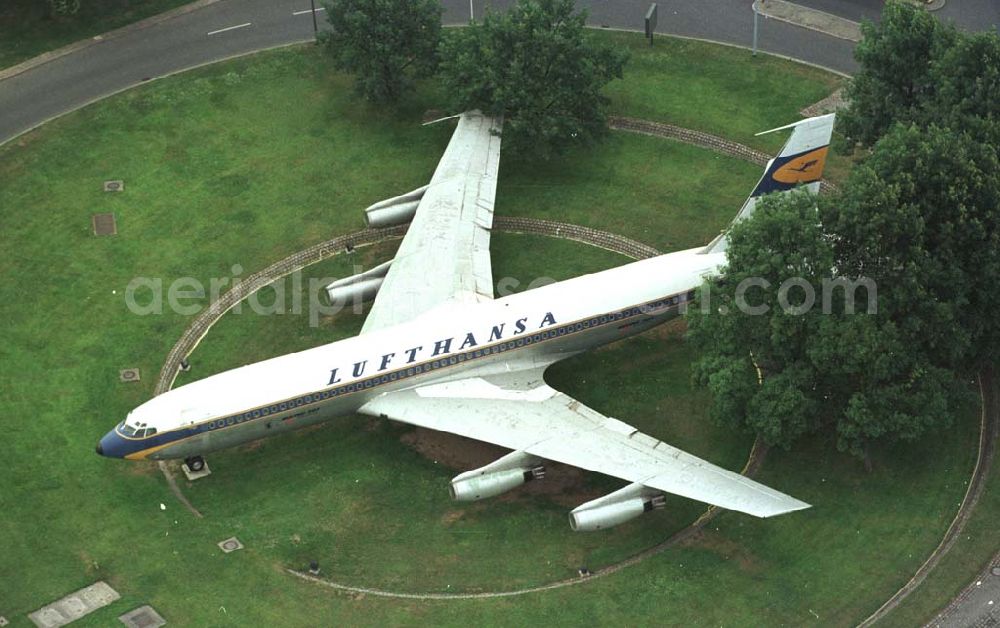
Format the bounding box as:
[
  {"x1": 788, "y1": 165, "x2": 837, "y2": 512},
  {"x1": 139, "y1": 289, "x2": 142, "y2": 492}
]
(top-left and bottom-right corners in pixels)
[
  {"x1": 400, "y1": 427, "x2": 605, "y2": 507},
  {"x1": 440, "y1": 510, "x2": 466, "y2": 525},
  {"x1": 124, "y1": 461, "x2": 159, "y2": 477}
]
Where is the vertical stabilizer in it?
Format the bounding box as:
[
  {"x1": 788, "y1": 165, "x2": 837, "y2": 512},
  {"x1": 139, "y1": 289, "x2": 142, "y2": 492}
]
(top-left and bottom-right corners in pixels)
[{"x1": 703, "y1": 113, "x2": 835, "y2": 255}]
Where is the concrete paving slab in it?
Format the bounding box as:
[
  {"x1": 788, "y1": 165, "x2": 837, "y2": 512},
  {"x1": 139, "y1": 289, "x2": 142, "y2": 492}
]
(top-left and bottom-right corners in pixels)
[
  {"x1": 758, "y1": 0, "x2": 862, "y2": 41},
  {"x1": 120, "y1": 368, "x2": 141, "y2": 383},
  {"x1": 103, "y1": 180, "x2": 125, "y2": 192},
  {"x1": 801, "y1": 88, "x2": 848, "y2": 116},
  {"x1": 181, "y1": 460, "x2": 211, "y2": 481},
  {"x1": 29, "y1": 581, "x2": 120, "y2": 627},
  {"x1": 92, "y1": 212, "x2": 117, "y2": 236},
  {"x1": 119, "y1": 605, "x2": 166, "y2": 628}
]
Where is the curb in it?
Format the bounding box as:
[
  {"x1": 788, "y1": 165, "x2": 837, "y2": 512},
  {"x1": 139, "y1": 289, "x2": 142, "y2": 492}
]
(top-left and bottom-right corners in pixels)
[
  {"x1": 285, "y1": 441, "x2": 769, "y2": 600},
  {"x1": 925, "y1": 550, "x2": 1000, "y2": 626},
  {"x1": 912, "y1": 0, "x2": 948, "y2": 11},
  {"x1": 594, "y1": 25, "x2": 853, "y2": 79},
  {"x1": 153, "y1": 218, "x2": 661, "y2": 397},
  {"x1": 608, "y1": 116, "x2": 840, "y2": 195},
  {"x1": 152, "y1": 217, "x2": 661, "y2": 518},
  {"x1": 0, "y1": 0, "x2": 223, "y2": 82},
  {"x1": 756, "y1": 0, "x2": 862, "y2": 43},
  {"x1": 0, "y1": 28, "x2": 851, "y2": 151},
  {"x1": 857, "y1": 367, "x2": 998, "y2": 627}
]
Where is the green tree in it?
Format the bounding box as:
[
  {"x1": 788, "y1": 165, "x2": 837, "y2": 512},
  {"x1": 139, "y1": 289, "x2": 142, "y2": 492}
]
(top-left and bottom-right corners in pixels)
[
  {"x1": 319, "y1": 0, "x2": 442, "y2": 104},
  {"x1": 687, "y1": 192, "x2": 834, "y2": 449},
  {"x1": 49, "y1": 0, "x2": 81, "y2": 16},
  {"x1": 931, "y1": 32, "x2": 1000, "y2": 148},
  {"x1": 689, "y1": 124, "x2": 999, "y2": 462},
  {"x1": 822, "y1": 124, "x2": 1000, "y2": 369},
  {"x1": 438, "y1": 0, "x2": 627, "y2": 158},
  {"x1": 686, "y1": 191, "x2": 962, "y2": 462},
  {"x1": 840, "y1": 0, "x2": 957, "y2": 146}
]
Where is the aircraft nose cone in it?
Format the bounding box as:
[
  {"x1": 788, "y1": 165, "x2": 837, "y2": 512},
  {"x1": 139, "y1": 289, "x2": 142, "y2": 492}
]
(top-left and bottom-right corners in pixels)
[{"x1": 96, "y1": 430, "x2": 127, "y2": 458}]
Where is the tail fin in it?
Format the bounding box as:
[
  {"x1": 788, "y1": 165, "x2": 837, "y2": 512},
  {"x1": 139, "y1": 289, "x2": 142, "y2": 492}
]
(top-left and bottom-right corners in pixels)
[{"x1": 703, "y1": 113, "x2": 835, "y2": 255}]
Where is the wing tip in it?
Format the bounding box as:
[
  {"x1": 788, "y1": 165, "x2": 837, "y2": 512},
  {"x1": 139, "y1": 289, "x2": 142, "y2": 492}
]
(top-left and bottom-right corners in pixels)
[{"x1": 756, "y1": 499, "x2": 812, "y2": 518}]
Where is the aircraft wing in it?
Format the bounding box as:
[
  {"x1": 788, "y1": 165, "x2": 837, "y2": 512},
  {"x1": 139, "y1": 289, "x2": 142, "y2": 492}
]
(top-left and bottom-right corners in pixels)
[
  {"x1": 359, "y1": 370, "x2": 810, "y2": 518},
  {"x1": 361, "y1": 112, "x2": 502, "y2": 334}
]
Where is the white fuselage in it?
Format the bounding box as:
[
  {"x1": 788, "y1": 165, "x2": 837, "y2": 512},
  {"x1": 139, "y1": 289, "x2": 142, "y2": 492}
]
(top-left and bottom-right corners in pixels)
[{"x1": 112, "y1": 247, "x2": 725, "y2": 460}]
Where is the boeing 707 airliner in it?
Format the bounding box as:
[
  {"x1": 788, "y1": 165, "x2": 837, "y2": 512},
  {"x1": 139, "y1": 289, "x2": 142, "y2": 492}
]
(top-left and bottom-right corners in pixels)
[{"x1": 98, "y1": 111, "x2": 834, "y2": 530}]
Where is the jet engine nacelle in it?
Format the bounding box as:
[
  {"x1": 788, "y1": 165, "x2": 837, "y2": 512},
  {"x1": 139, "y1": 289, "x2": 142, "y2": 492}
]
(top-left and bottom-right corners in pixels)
[
  {"x1": 449, "y1": 450, "x2": 545, "y2": 501},
  {"x1": 363, "y1": 184, "x2": 429, "y2": 228},
  {"x1": 569, "y1": 482, "x2": 665, "y2": 532},
  {"x1": 325, "y1": 277, "x2": 384, "y2": 305},
  {"x1": 324, "y1": 259, "x2": 392, "y2": 305},
  {"x1": 450, "y1": 467, "x2": 545, "y2": 501}
]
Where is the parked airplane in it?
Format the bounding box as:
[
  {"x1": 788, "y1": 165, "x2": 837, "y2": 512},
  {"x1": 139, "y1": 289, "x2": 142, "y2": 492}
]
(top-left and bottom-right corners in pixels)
[{"x1": 98, "y1": 111, "x2": 834, "y2": 531}]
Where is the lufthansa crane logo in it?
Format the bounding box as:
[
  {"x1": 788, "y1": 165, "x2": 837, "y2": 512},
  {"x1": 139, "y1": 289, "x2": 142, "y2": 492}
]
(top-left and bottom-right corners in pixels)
[{"x1": 771, "y1": 147, "x2": 829, "y2": 184}]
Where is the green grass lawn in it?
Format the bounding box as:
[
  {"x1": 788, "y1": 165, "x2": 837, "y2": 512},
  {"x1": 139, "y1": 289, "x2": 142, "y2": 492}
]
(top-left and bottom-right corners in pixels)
[
  {"x1": 599, "y1": 31, "x2": 853, "y2": 184},
  {"x1": 879, "y1": 374, "x2": 1000, "y2": 627},
  {"x1": 0, "y1": 0, "x2": 195, "y2": 70},
  {"x1": 0, "y1": 36, "x2": 985, "y2": 627},
  {"x1": 601, "y1": 32, "x2": 843, "y2": 154}
]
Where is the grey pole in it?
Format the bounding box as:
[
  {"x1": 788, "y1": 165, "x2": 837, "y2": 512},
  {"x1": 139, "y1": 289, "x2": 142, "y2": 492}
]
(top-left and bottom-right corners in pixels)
[
  {"x1": 752, "y1": 0, "x2": 759, "y2": 56},
  {"x1": 310, "y1": 0, "x2": 318, "y2": 36}
]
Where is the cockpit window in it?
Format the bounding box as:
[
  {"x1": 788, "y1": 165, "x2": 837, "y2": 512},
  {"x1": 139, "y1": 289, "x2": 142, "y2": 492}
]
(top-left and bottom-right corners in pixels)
[{"x1": 117, "y1": 420, "x2": 157, "y2": 438}]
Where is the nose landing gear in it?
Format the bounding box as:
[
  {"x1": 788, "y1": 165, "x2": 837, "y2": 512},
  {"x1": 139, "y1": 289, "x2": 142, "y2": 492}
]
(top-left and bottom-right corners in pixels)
[{"x1": 181, "y1": 456, "x2": 211, "y2": 481}]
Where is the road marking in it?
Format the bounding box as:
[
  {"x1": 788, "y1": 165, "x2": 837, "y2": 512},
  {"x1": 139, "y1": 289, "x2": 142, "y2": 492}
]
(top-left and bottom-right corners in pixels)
[
  {"x1": 292, "y1": 6, "x2": 325, "y2": 15},
  {"x1": 207, "y1": 22, "x2": 252, "y2": 36}
]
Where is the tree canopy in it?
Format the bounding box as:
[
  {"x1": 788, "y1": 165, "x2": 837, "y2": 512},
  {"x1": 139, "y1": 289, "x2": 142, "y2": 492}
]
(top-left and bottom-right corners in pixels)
[
  {"x1": 688, "y1": 121, "x2": 998, "y2": 460},
  {"x1": 841, "y1": 0, "x2": 1000, "y2": 149},
  {"x1": 319, "y1": 0, "x2": 442, "y2": 104},
  {"x1": 692, "y1": 1, "x2": 1000, "y2": 463},
  {"x1": 48, "y1": 0, "x2": 81, "y2": 16},
  {"x1": 824, "y1": 124, "x2": 1000, "y2": 369},
  {"x1": 687, "y1": 192, "x2": 833, "y2": 449},
  {"x1": 841, "y1": 0, "x2": 957, "y2": 146},
  {"x1": 438, "y1": 0, "x2": 628, "y2": 158}
]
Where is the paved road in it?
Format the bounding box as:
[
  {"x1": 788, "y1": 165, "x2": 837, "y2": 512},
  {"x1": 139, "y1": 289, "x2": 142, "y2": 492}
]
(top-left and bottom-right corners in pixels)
[{"x1": 0, "y1": 0, "x2": 857, "y2": 146}]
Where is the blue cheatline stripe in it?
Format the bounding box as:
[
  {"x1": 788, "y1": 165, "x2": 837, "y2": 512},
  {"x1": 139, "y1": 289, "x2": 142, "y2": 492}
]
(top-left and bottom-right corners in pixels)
[{"x1": 121, "y1": 288, "x2": 697, "y2": 453}]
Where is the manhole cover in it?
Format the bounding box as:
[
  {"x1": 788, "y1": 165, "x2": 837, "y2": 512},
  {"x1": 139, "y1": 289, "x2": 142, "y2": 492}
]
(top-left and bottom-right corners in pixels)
[
  {"x1": 103, "y1": 180, "x2": 124, "y2": 192},
  {"x1": 92, "y1": 213, "x2": 117, "y2": 236},
  {"x1": 218, "y1": 537, "x2": 244, "y2": 553},
  {"x1": 118, "y1": 605, "x2": 165, "y2": 628},
  {"x1": 120, "y1": 368, "x2": 140, "y2": 383}
]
